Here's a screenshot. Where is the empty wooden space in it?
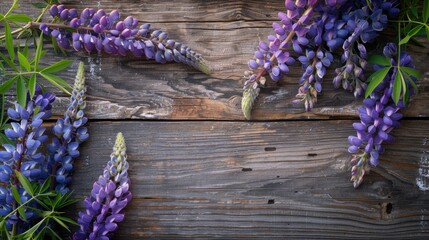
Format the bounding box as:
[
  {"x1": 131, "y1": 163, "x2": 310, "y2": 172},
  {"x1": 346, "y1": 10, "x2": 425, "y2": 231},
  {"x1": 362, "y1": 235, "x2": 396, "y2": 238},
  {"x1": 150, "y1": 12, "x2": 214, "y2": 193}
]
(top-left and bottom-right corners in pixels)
[{"x1": 2, "y1": 0, "x2": 429, "y2": 239}]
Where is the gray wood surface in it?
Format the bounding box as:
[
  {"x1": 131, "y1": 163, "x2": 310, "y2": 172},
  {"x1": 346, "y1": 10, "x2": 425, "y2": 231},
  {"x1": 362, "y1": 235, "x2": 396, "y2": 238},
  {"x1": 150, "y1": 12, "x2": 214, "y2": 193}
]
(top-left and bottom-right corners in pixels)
[
  {"x1": 1, "y1": 0, "x2": 429, "y2": 239},
  {"x1": 71, "y1": 121, "x2": 429, "y2": 239}
]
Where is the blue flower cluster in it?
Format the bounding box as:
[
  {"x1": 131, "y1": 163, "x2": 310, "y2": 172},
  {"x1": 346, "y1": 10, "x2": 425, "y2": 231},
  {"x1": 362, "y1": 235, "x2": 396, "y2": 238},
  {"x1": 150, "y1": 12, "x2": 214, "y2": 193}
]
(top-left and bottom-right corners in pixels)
[
  {"x1": 74, "y1": 132, "x2": 131, "y2": 240},
  {"x1": 0, "y1": 62, "x2": 88, "y2": 231},
  {"x1": 47, "y1": 62, "x2": 89, "y2": 193},
  {"x1": 349, "y1": 43, "x2": 415, "y2": 188},
  {"x1": 0, "y1": 87, "x2": 55, "y2": 230}
]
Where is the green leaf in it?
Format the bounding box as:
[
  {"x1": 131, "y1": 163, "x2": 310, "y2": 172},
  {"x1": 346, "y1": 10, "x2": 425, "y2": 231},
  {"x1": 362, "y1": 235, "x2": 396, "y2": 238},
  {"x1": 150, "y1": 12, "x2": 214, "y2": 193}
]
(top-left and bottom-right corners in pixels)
[
  {"x1": 6, "y1": 14, "x2": 32, "y2": 22},
  {"x1": 242, "y1": 84, "x2": 260, "y2": 120},
  {"x1": 393, "y1": 71, "x2": 402, "y2": 105},
  {"x1": 11, "y1": 185, "x2": 27, "y2": 221},
  {"x1": 11, "y1": 185, "x2": 21, "y2": 204},
  {"x1": 17, "y1": 51, "x2": 31, "y2": 72},
  {"x1": 17, "y1": 76, "x2": 27, "y2": 107},
  {"x1": 39, "y1": 176, "x2": 51, "y2": 194},
  {"x1": 4, "y1": 22, "x2": 15, "y2": 62},
  {"x1": 399, "y1": 25, "x2": 423, "y2": 45},
  {"x1": 22, "y1": 41, "x2": 29, "y2": 59},
  {"x1": 39, "y1": 72, "x2": 71, "y2": 94},
  {"x1": 400, "y1": 66, "x2": 422, "y2": 80},
  {"x1": 368, "y1": 55, "x2": 391, "y2": 66},
  {"x1": 401, "y1": 70, "x2": 419, "y2": 94},
  {"x1": 15, "y1": 171, "x2": 34, "y2": 196},
  {"x1": 0, "y1": 52, "x2": 18, "y2": 72},
  {"x1": 28, "y1": 74, "x2": 36, "y2": 98},
  {"x1": 41, "y1": 60, "x2": 73, "y2": 74},
  {"x1": 365, "y1": 67, "x2": 391, "y2": 98},
  {"x1": 54, "y1": 192, "x2": 77, "y2": 209},
  {"x1": 424, "y1": 0, "x2": 429, "y2": 22},
  {"x1": 34, "y1": 227, "x2": 47, "y2": 240},
  {"x1": 34, "y1": 34, "x2": 44, "y2": 68},
  {"x1": 20, "y1": 218, "x2": 44, "y2": 238},
  {"x1": 52, "y1": 216, "x2": 70, "y2": 230},
  {"x1": 54, "y1": 215, "x2": 78, "y2": 227},
  {"x1": 0, "y1": 76, "x2": 18, "y2": 94}
]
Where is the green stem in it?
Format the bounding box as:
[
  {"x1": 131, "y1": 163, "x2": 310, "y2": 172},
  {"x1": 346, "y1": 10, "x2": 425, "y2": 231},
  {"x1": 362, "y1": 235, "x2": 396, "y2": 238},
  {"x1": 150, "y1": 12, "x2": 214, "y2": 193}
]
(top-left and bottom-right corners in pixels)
[
  {"x1": 2, "y1": 0, "x2": 19, "y2": 20},
  {"x1": 0, "y1": 2, "x2": 51, "y2": 41},
  {"x1": 3, "y1": 71, "x2": 39, "y2": 76}
]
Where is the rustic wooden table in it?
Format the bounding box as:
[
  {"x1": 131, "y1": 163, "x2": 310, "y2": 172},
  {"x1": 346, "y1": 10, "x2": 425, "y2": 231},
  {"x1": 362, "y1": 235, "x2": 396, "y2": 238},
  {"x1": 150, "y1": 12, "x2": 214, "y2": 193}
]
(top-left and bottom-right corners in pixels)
[{"x1": 2, "y1": 0, "x2": 429, "y2": 239}]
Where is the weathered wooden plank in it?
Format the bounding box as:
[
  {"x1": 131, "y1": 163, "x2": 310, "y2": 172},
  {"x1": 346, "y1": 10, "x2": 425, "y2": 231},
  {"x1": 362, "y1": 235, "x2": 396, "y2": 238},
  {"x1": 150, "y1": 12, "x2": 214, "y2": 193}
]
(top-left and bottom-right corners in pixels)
[
  {"x1": 2, "y1": 1, "x2": 429, "y2": 120},
  {"x1": 70, "y1": 120, "x2": 429, "y2": 239}
]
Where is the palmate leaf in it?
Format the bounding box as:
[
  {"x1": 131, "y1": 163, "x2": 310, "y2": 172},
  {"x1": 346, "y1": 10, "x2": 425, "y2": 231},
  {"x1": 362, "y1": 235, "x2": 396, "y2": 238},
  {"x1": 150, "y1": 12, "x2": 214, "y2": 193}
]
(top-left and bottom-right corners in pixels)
[
  {"x1": 242, "y1": 83, "x2": 260, "y2": 120},
  {"x1": 365, "y1": 67, "x2": 391, "y2": 98}
]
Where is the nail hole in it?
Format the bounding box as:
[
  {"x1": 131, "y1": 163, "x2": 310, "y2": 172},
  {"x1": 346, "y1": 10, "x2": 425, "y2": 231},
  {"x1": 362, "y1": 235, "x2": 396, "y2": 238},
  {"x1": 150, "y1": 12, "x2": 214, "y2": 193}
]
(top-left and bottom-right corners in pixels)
[
  {"x1": 307, "y1": 153, "x2": 317, "y2": 157},
  {"x1": 386, "y1": 203, "x2": 392, "y2": 214},
  {"x1": 276, "y1": 176, "x2": 280, "y2": 178},
  {"x1": 265, "y1": 147, "x2": 276, "y2": 152},
  {"x1": 267, "y1": 199, "x2": 275, "y2": 204},
  {"x1": 242, "y1": 168, "x2": 252, "y2": 172}
]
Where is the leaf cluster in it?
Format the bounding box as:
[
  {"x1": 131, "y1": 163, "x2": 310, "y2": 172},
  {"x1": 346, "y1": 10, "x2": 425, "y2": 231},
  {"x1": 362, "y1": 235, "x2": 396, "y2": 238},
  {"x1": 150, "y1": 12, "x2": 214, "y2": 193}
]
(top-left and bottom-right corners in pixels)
[
  {"x1": 0, "y1": 172, "x2": 77, "y2": 240},
  {"x1": 1, "y1": 0, "x2": 72, "y2": 108},
  {"x1": 364, "y1": 0, "x2": 428, "y2": 104},
  {"x1": 398, "y1": 0, "x2": 429, "y2": 45},
  {"x1": 365, "y1": 55, "x2": 421, "y2": 105}
]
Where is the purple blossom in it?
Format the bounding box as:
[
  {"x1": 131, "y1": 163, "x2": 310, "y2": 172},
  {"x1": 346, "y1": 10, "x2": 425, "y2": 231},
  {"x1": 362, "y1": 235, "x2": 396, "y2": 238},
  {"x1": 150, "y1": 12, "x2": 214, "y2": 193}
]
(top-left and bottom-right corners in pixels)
[
  {"x1": 40, "y1": 5, "x2": 209, "y2": 74},
  {"x1": 47, "y1": 62, "x2": 89, "y2": 194},
  {"x1": 74, "y1": 133, "x2": 131, "y2": 240},
  {"x1": 349, "y1": 43, "x2": 416, "y2": 188}
]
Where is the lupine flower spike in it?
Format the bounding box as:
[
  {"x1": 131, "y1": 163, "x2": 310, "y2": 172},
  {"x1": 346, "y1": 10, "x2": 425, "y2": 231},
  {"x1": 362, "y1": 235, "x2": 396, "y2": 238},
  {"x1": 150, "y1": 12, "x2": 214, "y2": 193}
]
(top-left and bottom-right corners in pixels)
[
  {"x1": 47, "y1": 61, "x2": 89, "y2": 193},
  {"x1": 0, "y1": 87, "x2": 55, "y2": 231},
  {"x1": 36, "y1": 5, "x2": 209, "y2": 74},
  {"x1": 242, "y1": 0, "x2": 399, "y2": 119},
  {"x1": 74, "y1": 132, "x2": 131, "y2": 240},
  {"x1": 349, "y1": 43, "x2": 416, "y2": 188}
]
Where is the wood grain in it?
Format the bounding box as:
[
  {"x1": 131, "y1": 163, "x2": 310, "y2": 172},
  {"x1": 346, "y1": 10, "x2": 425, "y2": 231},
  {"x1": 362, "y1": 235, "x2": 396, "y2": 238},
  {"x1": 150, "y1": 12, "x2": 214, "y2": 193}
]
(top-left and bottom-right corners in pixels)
[{"x1": 70, "y1": 120, "x2": 429, "y2": 239}]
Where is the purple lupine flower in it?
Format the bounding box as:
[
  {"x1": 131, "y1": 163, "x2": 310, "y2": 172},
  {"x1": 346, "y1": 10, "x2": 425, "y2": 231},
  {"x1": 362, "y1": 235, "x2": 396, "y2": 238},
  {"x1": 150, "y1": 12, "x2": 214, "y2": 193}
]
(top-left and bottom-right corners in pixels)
[
  {"x1": 74, "y1": 132, "x2": 131, "y2": 240},
  {"x1": 242, "y1": 0, "x2": 399, "y2": 119},
  {"x1": 47, "y1": 61, "x2": 89, "y2": 194},
  {"x1": 38, "y1": 5, "x2": 209, "y2": 74},
  {"x1": 0, "y1": 87, "x2": 55, "y2": 230},
  {"x1": 332, "y1": 1, "x2": 399, "y2": 97},
  {"x1": 349, "y1": 43, "x2": 416, "y2": 188}
]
